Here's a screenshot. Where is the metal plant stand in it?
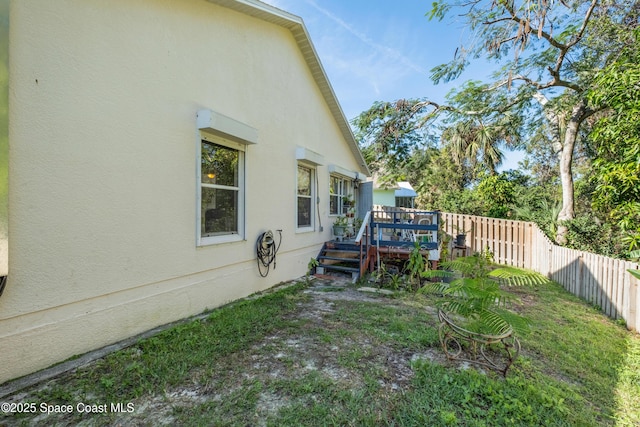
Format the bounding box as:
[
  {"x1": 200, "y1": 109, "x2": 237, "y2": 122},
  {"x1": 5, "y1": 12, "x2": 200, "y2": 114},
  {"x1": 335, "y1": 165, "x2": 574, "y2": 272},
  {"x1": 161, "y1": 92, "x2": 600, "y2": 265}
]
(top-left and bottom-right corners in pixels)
[{"x1": 438, "y1": 310, "x2": 521, "y2": 377}]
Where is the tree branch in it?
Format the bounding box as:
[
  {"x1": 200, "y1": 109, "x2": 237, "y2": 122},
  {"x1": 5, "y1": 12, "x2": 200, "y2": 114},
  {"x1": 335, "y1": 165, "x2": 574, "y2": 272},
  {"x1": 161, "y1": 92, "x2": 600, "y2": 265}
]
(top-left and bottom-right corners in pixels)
[
  {"x1": 566, "y1": 0, "x2": 599, "y2": 50},
  {"x1": 499, "y1": 0, "x2": 598, "y2": 92},
  {"x1": 498, "y1": 0, "x2": 567, "y2": 51}
]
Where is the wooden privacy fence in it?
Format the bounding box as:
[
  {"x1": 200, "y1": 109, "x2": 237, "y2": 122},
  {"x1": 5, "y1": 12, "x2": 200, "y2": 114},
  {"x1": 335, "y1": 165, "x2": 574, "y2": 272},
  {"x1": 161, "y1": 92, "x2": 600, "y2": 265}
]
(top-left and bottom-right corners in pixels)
[{"x1": 440, "y1": 212, "x2": 640, "y2": 331}]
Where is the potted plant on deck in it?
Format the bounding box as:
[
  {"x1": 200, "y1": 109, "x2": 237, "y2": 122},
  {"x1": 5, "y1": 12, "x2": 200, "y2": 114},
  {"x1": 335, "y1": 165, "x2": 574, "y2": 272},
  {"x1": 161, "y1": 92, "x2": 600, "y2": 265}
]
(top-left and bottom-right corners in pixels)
[
  {"x1": 332, "y1": 216, "x2": 348, "y2": 240},
  {"x1": 453, "y1": 224, "x2": 471, "y2": 247},
  {"x1": 343, "y1": 194, "x2": 355, "y2": 211}
]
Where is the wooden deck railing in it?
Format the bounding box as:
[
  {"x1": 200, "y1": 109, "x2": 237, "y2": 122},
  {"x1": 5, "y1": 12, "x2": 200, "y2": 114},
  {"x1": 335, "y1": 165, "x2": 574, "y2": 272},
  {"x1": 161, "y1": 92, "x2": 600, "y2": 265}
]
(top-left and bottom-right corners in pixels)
[
  {"x1": 354, "y1": 211, "x2": 371, "y2": 277},
  {"x1": 374, "y1": 207, "x2": 640, "y2": 331}
]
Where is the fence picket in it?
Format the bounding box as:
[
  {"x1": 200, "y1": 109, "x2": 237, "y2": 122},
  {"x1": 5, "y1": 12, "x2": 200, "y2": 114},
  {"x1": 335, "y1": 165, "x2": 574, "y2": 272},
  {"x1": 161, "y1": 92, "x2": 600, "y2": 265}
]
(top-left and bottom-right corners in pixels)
[
  {"x1": 630, "y1": 271, "x2": 637, "y2": 330},
  {"x1": 606, "y1": 258, "x2": 612, "y2": 315},
  {"x1": 517, "y1": 221, "x2": 524, "y2": 267},
  {"x1": 585, "y1": 252, "x2": 594, "y2": 305},
  {"x1": 607, "y1": 257, "x2": 615, "y2": 317},
  {"x1": 615, "y1": 260, "x2": 625, "y2": 318},
  {"x1": 563, "y1": 248, "x2": 569, "y2": 293},
  {"x1": 558, "y1": 247, "x2": 564, "y2": 290},
  {"x1": 597, "y1": 253, "x2": 604, "y2": 312},
  {"x1": 630, "y1": 264, "x2": 640, "y2": 330}
]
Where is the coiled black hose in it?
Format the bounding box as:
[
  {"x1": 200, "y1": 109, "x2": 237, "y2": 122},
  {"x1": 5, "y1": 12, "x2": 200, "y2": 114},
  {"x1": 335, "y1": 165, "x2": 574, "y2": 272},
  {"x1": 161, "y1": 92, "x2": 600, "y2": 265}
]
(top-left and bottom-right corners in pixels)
[{"x1": 256, "y1": 229, "x2": 282, "y2": 277}]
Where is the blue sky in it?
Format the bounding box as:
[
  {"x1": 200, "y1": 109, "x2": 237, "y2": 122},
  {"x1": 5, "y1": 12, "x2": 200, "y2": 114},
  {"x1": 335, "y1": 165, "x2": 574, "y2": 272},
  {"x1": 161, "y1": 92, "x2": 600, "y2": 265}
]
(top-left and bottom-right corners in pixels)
[{"x1": 262, "y1": 0, "x2": 526, "y2": 171}]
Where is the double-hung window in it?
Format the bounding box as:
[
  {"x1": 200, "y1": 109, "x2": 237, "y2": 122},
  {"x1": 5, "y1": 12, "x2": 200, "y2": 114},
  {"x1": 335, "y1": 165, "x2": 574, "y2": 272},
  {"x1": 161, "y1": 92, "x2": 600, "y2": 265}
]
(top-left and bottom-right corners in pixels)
[
  {"x1": 196, "y1": 109, "x2": 256, "y2": 245},
  {"x1": 329, "y1": 174, "x2": 350, "y2": 215},
  {"x1": 199, "y1": 137, "x2": 244, "y2": 244},
  {"x1": 297, "y1": 164, "x2": 315, "y2": 230}
]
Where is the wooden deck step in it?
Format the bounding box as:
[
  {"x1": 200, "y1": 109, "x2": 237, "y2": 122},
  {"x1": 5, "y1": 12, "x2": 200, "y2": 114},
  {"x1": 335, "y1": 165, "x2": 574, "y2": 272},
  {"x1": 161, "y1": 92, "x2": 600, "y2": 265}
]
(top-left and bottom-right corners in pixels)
[
  {"x1": 315, "y1": 241, "x2": 363, "y2": 282},
  {"x1": 318, "y1": 255, "x2": 359, "y2": 263},
  {"x1": 316, "y1": 263, "x2": 360, "y2": 275}
]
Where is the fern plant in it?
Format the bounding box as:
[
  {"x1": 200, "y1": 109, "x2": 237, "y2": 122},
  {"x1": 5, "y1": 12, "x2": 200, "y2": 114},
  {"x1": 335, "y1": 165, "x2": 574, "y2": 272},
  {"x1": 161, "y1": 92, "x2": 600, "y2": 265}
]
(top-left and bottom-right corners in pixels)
[{"x1": 419, "y1": 251, "x2": 550, "y2": 336}]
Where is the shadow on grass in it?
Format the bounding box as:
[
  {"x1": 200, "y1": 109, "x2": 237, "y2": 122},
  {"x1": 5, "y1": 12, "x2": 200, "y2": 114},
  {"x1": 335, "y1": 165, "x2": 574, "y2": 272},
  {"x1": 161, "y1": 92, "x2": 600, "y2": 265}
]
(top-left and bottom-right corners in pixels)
[{"x1": 512, "y1": 282, "x2": 640, "y2": 426}]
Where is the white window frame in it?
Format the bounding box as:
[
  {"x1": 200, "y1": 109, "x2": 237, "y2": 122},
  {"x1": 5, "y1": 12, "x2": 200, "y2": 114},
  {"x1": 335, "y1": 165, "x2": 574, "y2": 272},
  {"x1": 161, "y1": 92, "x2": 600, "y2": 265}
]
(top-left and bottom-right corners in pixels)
[
  {"x1": 328, "y1": 165, "x2": 364, "y2": 217},
  {"x1": 296, "y1": 162, "x2": 316, "y2": 233},
  {"x1": 329, "y1": 174, "x2": 350, "y2": 216},
  {"x1": 197, "y1": 134, "x2": 246, "y2": 246}
]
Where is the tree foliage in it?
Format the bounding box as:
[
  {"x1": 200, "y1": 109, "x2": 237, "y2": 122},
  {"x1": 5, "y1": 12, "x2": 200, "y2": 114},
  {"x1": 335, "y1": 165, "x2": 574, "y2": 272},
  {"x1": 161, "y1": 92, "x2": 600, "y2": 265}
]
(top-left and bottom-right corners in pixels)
[
  {"x1": 476, "y1": 173, "x2": 517, "y2": 218},
  {"x1": 351, "y1": 99, "x2": 442, "y2": 177},
  {"x1": 587, "y1": 27, "x2": 640, "y2": 252},
  {"x1": 427, "y1": 0, "x2": 640, "y2": 244}
]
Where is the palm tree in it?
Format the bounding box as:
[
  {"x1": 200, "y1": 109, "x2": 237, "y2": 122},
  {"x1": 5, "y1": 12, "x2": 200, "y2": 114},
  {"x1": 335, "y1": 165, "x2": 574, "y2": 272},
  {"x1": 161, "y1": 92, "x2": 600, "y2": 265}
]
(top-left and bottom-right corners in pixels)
[{"x1": 441, "y1": 114, "x2": 519, "y2": 175}]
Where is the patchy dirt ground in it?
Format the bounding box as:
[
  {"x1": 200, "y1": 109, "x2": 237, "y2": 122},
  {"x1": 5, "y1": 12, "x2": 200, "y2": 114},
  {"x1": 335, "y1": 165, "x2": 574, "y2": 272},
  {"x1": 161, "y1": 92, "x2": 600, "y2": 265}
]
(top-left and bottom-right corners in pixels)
[
  {"x1": 2, "y1": 274, "x2": 459, "y2": 426},
  {"x1": 119, "y1": 275, "x2": 448, "y2": 426}
]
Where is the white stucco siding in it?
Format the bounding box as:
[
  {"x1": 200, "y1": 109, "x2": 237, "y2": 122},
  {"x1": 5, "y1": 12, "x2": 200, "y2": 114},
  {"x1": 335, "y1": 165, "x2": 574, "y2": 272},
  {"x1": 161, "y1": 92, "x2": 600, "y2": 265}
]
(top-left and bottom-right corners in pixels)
[{"x1": 2, "y1": 0, "x2": 364, "y2": 383}]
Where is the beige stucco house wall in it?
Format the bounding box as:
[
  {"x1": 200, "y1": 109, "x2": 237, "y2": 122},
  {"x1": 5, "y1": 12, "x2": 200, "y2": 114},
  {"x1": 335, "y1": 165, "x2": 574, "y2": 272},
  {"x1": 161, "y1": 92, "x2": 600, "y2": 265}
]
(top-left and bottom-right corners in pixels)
[{"x1": 1, "y1": 0, "x2": 368, "y2": 384}]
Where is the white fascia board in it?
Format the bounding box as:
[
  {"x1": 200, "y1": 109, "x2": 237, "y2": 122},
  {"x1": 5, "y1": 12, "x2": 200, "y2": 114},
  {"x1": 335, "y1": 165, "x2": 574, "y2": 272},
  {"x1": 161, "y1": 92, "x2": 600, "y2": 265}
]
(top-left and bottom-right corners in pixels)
[{"x1": 197, "y1": 109, "x2": 258, "y2": 145}]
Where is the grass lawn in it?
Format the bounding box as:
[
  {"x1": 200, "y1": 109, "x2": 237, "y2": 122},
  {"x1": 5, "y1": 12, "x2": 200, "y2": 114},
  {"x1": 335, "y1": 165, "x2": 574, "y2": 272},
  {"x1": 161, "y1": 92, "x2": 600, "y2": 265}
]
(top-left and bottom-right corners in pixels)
[{"x1": 1, "y1": 274, "x2": 639, "y2": 426}]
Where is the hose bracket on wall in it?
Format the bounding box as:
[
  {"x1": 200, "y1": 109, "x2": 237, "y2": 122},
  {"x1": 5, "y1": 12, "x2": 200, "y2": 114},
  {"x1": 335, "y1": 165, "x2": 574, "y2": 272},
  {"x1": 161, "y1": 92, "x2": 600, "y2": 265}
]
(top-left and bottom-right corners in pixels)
[{"x1": 256, "y1": 229, "x2": 282, "y2": 277}]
